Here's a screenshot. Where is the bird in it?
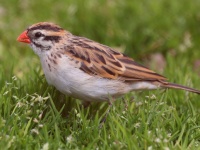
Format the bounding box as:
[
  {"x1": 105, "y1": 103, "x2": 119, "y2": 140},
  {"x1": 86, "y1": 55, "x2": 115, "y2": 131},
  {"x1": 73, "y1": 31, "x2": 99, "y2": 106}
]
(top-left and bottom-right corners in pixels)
[{"x1": 17, "y1": 22, "x2": 200, "y2": 103}]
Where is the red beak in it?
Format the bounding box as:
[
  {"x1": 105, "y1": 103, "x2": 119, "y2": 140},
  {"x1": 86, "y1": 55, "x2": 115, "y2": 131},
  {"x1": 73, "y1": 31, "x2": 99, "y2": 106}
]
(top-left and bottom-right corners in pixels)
[{"x1": 17, "y1": 30, "x2": 31, "y2": 44}]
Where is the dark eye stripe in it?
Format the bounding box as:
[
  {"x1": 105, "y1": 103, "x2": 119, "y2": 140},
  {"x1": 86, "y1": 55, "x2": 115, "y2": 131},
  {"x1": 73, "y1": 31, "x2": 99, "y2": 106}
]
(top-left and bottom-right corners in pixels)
[{"x1": 43, "y1": 36, "x2": 61, "y2": 43}]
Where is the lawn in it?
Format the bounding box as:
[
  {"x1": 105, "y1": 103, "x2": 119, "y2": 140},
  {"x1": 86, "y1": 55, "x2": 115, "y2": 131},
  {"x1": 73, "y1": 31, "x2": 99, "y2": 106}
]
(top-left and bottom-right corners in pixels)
[{"x1": 1, "y1": 0, "x2": 200, "y2": 149}]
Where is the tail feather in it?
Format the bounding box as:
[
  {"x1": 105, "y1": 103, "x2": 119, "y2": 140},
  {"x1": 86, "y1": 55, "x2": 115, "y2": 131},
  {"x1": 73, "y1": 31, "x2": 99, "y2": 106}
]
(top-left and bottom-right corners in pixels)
[{"x1": 161, "y1": 82, "x2": 200, "y2": 94}]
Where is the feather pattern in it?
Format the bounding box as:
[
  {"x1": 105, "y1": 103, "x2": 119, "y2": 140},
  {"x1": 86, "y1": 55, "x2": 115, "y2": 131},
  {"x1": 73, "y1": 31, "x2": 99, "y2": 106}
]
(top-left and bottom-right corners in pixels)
[{"x1": 64, "y1": 36, "x2": 167, "y2": 82}]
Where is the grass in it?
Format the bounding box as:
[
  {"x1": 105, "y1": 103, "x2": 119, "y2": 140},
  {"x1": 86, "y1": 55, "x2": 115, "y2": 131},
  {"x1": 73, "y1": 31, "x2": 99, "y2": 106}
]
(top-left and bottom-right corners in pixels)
[{"x1": 1, "y1": 0, "x2": 200, "y2": 149}]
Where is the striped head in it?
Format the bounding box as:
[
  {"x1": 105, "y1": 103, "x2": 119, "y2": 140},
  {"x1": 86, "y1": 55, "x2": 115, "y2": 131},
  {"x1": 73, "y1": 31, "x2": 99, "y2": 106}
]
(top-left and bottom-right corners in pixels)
[{"x1": 17, "y1": 22, "x2": 71, "y2": 56}]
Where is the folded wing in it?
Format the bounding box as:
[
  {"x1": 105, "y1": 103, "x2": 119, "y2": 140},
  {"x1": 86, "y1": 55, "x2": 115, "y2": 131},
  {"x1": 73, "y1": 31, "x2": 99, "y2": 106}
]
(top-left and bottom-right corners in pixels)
[{"x1": 64, "y1": 36, "x2": 167, "y2": 82}]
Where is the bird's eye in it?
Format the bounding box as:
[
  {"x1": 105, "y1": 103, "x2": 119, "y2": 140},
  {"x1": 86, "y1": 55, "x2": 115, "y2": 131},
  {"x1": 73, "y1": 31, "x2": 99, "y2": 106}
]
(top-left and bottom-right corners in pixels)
[{"x1": 35, "y1": 32, "x2": 42, "y2": 38}]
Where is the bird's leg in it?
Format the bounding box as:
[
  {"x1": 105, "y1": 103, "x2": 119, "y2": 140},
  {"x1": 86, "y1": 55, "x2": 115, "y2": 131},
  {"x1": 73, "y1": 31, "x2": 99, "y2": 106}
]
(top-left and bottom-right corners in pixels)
[
  {"x1": 99, "y1": 98, "x2": 114, "y2": 128},
  {"x1": 82, "y1": 101, "x2": 91, "y2": 108},
  {"x1": 58, "y1": 92, "x2": 66, "y2": 103},
  {"x1": 122, "y1": 95, "x2": 134, "y2": 111}
]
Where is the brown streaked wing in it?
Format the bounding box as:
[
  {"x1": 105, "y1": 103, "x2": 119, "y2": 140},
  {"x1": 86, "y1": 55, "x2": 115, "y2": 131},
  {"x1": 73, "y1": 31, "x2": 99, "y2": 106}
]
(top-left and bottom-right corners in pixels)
[{"x1": 64, "y1": 36, "x2": 167, "y2": 82}]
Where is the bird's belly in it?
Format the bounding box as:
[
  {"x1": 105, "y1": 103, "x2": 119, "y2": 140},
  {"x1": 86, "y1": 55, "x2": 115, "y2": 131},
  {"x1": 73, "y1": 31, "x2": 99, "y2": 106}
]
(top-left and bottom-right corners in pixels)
[
  {"x1": 42, "y1": 64, "x2": 130, "y2": 101},
  {"x1": 53, "y1": 73, "x2": 128, "y2": 101}
]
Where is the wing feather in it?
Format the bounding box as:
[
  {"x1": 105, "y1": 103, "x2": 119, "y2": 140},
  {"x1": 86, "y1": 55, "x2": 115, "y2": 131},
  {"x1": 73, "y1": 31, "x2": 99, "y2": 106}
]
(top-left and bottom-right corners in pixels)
[{"x1": 64, "y1": 36, "x2": 167, "y2": 82}]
